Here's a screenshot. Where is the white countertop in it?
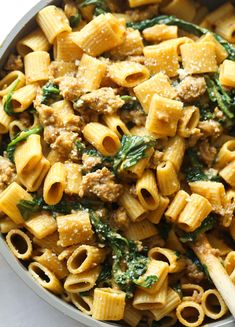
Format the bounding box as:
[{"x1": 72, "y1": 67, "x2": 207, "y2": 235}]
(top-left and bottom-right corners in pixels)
[{"x1": 0, "y1": 1, "x2": 84, "y2": 326}]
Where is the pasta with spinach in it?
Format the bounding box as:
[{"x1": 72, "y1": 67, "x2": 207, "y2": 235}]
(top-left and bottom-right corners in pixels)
[{"x1": 0, "y1": 0, "x2": 235, "y2": 326}]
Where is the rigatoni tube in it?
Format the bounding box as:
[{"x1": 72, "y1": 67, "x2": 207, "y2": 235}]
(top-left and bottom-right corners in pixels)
[
  {"x1": 57, "y1": 211, "x2": 93, "y2": 247},
  {"x1": 71, "y1": 13, "x2": 126, "y2": 56},
  {"x1": 33, "y1": 249, "x2": 68, "y2": 280},
  {"x1": 109, "y1": 61, "x2": 150, "y2": 88},
  {"x1": 25, "y1": 213, "x2": 57, "y2": 240},
  {"x1": 136, "y1": 259, "x2": 169, "y2": 295},
  {"x1": 14, "y1": 134, "x2": 42, "y2": 175},
  {"x1": 71, "y1": 293, "x2": 93, "y2": 316},
  {"x1": 134, "y1": 72, "x2": 177, "y2": 113},
  {"x1": 67, "y1": 245, "x2": 106, "y2": 274},
  {"x1": 77, "y1": 54, "x2": 106, "y2": 92},
  {"x1": 92, "y1": 288, "x2": 126, "y2": 320},
  {"x1": 124, "y1": 219, "x2": 157, "y2": 241},
  {"x1": 0, "y1": 71, "x2": 25, "y2": 97},
  {"x1": 176, "y1": 301, "x2": 205, "y2": 327},
  {"x1": 0, "y1": 182, "x2": 32, "y2": 225},
  {"x1": 43, "y1": 162, "x2": 66, "y2": 205},
  {"x1": 163, "y1": 136, "x2": 186, "y2": 172},
  {"x1": 178, "y1": 106, "x2": 200, "y2": 138},
  {"x1": 64, "y1": 266, "x2": 101, "y2": 293},
  {"x1": 24, "y1": 51, "x2": 50, "y2": 84},
  {"x1": 133, "y1": 277, "x2": 168, "y2": 310},
  {"x1": 151, "y1": 288, "x2": 181, "y2": 321},
  {"x1": 11, "y1": 84, "x2": 38, "y2": 113},
  {"x1": 165, "y1": 190, "x2": 190, "y2": 223},
  {"x1": 178, "y1": 194, "x2": 212, "y2": 232},
  {"x1": 36, "y1": 5, "x2": 71, "y2": 43},
  {"x1": 54, "y1": 32, "x2": 83, "y2": 62},
  {"x1": 147, "y1": 196, "x2": 170, "y2": 224},
  {"x1": 219, "y1": 160, "x2": 235, "y2": 187},
  {"x1": 16, "y1": 28, "x2": 50, "y2": 57},
  {"x1": 148, "y1": 247, "x2": 186, "y2": 273},
  {"x1": 19, "y1": 156, "x2": 50, "y2": 192},
  {"x1": 136, "y1": 169, "x2": 160, "y2": 210},
  {"x1": 6, "y1": 229, "x2": 32, "y2": 260},
  {"x1": 216, "y1": 140, "x2": 235, "y2": 169},
  {"x1": 201, "y1": 289, "x2": 228, "y2": 320},
  {"x1": 118, "y1": 189, "x2": 148, "y2": 222},
  {"x1": 28, "y1": 262, "x2": 63, "y2": 294},
  {"x1": 157, "y1": 161, "x2": 180, "y2": 196},
  {"x1": 103, "y1": 114, "x2": 130, "y2": 138},
  {"x1": 83, "y1": 122, "x2": 121, "y2": 156},
  {"x1": 0, "y1": 101, "x2": 13, "y2": 134}
]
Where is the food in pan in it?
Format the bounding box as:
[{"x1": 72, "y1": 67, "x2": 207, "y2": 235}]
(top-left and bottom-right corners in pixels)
[{"x1": 0, "y1": 0, "x2": 235, "y2": 326}]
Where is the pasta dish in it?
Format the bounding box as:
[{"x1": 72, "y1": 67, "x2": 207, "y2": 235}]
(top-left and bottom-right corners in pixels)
[{"x1": 1, "y1": 0, "x2": 235, "y2": 326}]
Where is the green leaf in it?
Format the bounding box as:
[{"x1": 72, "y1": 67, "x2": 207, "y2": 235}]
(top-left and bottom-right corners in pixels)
[
  {"x1": 184, "y1": 149, "x2": 208, "y2": 183},
  {"x1": 17, "y1": 198, "x2": 42, "y2": 221},
  {"x1": 41, "y1": 82, "x2": 62, "y2": 105},
  {"x1": 79, "y1": 0, "x2": 109, "y2": 16},
  {"x1": 96, "y1": 261, "x2": 112, "y2": 285},
  {"x1": 17, "y1": 195, "x2": 104, "y2": 220},
  {"x1": 3, "y1": 78, "x2": 20, "y2": 116},
  {"x1": 75, "y1": 140, "x2": 86, "y2": 153},
  {"x1": 205, "y1": 74, "x2": 235, "y2": 119},
  {"x1": 90, "y1": 211, "x2": 149, "y2": 297},
  {"x1": 6, "y1": 126, "x2": 43, "y2": 162},
  {"x1": 134, "y1": 275, "x2": 158, "y2": 288},
  {"x1": 158, "y1": 219, "x2": 171, "y2": 241},
  {"x1": 69, "y1": 12, "x2": 82, "y2": 28},
  {"x1": 180, "y1": 214, "x2": 218, "y2": 243},
  {"x1": 175, "y1": 251, "x2": 181, "y2": 259},
  {"x1": 127, "y1": 15, "x2": 235, "y2": 60},
  {"x1": 113, "y1": 135, "x2": 155, "y2": 173},
  {"x1": 120, "y1": 95, "x2": 139, "y2": 110}
]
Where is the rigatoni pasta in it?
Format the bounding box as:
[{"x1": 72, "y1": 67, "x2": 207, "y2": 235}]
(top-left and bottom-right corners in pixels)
[
  {"x1": 24, "y1": 51, "x2": 50, "y2": 84},
  {"x1": 1, "y1": 1, "x2": 235, "y2": 326},
  {"x1": 16, "y1": 28, "x2": 50, "y2": 57}
]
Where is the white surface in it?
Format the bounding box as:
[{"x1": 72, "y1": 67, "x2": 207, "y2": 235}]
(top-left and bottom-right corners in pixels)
[{"x1": 0, "y1": 1, "x2": 84, "y2": 326}]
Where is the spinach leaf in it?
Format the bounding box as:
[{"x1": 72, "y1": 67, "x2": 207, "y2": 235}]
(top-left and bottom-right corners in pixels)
[
  {"x1": 79, "y1": 0, "x2": 109, "y2": 16},
  {"x1": 76, "y1": 136, "x2": 155, "y2": 174},
  {"x1": 184, "y1": 148, "x2": 221, "y2": 182},
  {"x1": 134, "y1": 275, "x2": 158, "y2": 288},
  {"x1": 69, "y1": 12, "x2": 82, "y2": 28},
  {"x1": 158, "y1": 219, "x2": 171, "y2": 241},
  {"x1": 127, "y1": 15, "x2": 235, "y2": 60},
  {"x1": 3, "y1": 78, "x2": 20, "y2": 116},
  {"x1": 120, "y1": 95, "x2": 139, "y2": 110},
  {"x1": 90, "y1": 212, "x2": 149, "y2": 297},
  {"x1": 184, "y1": 149, "x2": 208, "y2": 182},
  {"x1": 17, "y1": 195, "x2": 103, "y2": 220},
  {"x1": 75, "y1": 140, "x2": 86, "y2": 153},
  {"x1": 205, "y1": 74, "x2": 235, "y2": 119},
  {"x1": 6, "y1": 126, "x2": 43, "y2": 162},
  {"x1": 194, "y1": 102, "x2": 214, "y2": 121},
  {"x1": 96, "y1": 261, "x2": 112, "y2": 285},
  {"x1": 113, "y1": 135, "x2": 155, "y2": 173},
  {"x1": 180, "y1": 214, "x2": 218, "y2": 243},
  {"x1": 41, "y1": 83, "x2": 62, "y2": 105}
]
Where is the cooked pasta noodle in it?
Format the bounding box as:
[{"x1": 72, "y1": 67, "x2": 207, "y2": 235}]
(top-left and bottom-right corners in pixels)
[{"x1": 1, "y1": 2, "x2": 235, "y2": 326}]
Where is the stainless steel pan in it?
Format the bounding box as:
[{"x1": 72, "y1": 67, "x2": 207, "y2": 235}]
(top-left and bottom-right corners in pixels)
[{"x1": 0, "y1": 1, "x2": 234, "y2": 326}]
